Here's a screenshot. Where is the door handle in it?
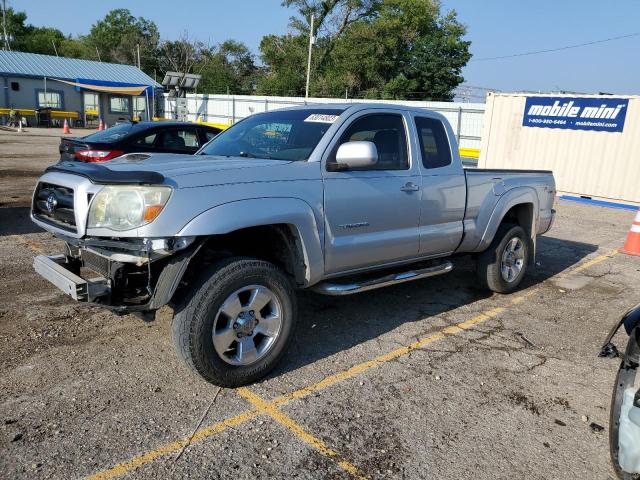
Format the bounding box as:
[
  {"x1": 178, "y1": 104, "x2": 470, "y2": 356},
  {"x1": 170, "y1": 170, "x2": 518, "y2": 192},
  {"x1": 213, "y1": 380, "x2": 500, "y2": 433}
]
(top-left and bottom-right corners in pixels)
[{"x1": 400, "y1": 182, "x2": 420, "y2": 192}]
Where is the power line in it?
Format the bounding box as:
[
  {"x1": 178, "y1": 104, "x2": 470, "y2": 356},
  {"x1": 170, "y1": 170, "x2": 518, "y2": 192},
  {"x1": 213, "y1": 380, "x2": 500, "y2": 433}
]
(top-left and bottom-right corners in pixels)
[{"x1": 470, "y1": 32, "x2": 640, "y2": 62}]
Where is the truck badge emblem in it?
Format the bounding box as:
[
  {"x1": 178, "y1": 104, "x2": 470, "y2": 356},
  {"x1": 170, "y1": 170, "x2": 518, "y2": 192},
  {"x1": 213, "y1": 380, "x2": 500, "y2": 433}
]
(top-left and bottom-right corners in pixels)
[{"x1": 45, "y1": 193, "x2": 58, "y2": 213}]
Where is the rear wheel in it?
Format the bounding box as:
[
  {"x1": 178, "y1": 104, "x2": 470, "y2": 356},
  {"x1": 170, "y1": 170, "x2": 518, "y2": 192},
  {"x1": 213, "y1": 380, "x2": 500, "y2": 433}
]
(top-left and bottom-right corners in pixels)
[
  {"x1": 477, "y1": 223, "x2": 529, "y2": 293},
  {"x1": 172, "y1": 257, "x2": 297, "y2": 387}
]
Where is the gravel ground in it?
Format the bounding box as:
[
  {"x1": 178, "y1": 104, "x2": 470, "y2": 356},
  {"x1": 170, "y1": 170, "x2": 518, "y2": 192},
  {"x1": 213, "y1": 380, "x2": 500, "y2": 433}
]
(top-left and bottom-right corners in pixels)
[{"x1": 1, "y1": 129, "x2": 639, "y2": 479}]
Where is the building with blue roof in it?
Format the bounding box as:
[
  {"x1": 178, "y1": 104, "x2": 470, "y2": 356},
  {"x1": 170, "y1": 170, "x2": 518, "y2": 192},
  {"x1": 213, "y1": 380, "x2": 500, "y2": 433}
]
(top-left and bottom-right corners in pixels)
[{"x1": 0, "y1": 50, "x2": 163, "y2": 127}]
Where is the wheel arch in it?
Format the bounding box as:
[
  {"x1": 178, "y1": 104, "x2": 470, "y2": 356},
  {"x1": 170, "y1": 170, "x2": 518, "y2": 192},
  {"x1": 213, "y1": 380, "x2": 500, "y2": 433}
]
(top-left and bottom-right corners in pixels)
[
  {"x1": 175, "y1": 197, "x2": 325, "y2": 287},
  {"x1": 475, "y1": 187, "x2": 540, "y2": 259}
]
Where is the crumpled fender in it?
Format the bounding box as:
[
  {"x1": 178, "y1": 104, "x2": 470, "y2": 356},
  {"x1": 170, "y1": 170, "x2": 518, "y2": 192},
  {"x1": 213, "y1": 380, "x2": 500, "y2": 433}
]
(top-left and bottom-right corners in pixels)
[{"x1": 177, "y1": 197, "x2": 324, "y2": 285}]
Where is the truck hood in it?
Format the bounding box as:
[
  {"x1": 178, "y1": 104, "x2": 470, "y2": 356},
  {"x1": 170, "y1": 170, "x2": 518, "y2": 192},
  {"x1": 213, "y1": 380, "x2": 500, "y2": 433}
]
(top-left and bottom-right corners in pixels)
[{"x1": 102, "y1": 153, "x2": 307, "y2": 188}]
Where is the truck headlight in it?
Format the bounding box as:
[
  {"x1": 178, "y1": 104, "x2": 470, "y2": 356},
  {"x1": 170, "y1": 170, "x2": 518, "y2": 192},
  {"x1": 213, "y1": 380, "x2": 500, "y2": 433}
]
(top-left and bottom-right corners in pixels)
[{"x1": 87, "y1": 186, "x2": 172, "y2": 231}]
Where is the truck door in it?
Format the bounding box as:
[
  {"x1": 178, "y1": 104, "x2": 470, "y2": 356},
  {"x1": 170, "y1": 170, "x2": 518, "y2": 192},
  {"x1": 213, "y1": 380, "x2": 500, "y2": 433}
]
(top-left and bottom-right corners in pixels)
[
  {"x1": 322, "y1": 111, "x2": 421, "y2": 275},
  {"x1": 412, "y1": 115, "x2": 465, "y2": 256}
]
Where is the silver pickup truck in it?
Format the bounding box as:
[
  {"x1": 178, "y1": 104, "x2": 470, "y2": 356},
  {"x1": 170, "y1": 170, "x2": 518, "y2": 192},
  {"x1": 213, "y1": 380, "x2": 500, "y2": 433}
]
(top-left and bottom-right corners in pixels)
[{"x1": 31, "y1": 104, "x2": 556, "y2": 386}]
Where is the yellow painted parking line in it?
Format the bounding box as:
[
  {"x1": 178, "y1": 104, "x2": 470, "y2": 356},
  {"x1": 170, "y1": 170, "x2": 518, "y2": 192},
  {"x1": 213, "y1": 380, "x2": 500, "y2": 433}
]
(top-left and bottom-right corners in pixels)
[
  {"x1": 571, "y1": 248, "x2": 618, "y2": 273},
  {"x1": 85, "y1": 307, "x2": 506, "y2": 479},
  {"x1": 237, "y1": 388, "x2": 368, "y2": 479},
  {"x1": 85, "y1": 246, "x2": 620, "y2": 479},
  {"x1": 273, "y1": 307, "x2": 505, "y2": 407},
  {"x1": 85, "y1": 410, "x2": 260, "y2": 480}
]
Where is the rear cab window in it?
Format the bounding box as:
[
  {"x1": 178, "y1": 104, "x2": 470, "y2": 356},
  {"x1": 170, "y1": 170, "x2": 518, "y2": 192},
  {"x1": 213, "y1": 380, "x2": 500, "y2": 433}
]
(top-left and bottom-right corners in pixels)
[{"x1": 414, "y1": 116, "x2": 452, "y2": 169}]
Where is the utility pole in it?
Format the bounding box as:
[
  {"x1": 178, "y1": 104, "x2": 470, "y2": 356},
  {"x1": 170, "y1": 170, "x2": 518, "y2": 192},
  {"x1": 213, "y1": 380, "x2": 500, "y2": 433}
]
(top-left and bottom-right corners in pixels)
[
  {"x1": 52, "y1": 40, "x2": 58, "y2": 56},
  {"x1": 137, "y1": 44, "x2": 141, "y2": 69},
  {"x1": 305, "y1": 14, "x2": 315, "y2": 100},
  {"x1": 1, "y1": 0, "x2": 10, "y2": 51},
  {"x1": 96, "y1": 46, "x2": 101, "y2": 62}
]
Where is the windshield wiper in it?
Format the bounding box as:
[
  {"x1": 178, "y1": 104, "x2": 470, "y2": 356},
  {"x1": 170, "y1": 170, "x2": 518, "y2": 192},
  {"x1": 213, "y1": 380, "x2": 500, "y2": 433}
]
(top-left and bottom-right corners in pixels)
[{"x1": 238, "y1": 151, "x2": 271, "y2": 159}]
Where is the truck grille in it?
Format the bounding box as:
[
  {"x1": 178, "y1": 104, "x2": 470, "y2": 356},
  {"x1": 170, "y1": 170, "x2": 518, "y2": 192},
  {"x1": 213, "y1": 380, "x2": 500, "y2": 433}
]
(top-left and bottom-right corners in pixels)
[{"x1": 33, "y1": 183, "x2": 77, "y2": 232}]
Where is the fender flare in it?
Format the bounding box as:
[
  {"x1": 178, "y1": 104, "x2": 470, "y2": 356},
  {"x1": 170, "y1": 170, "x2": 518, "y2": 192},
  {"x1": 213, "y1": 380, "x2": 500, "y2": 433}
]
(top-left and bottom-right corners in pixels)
[
  {"x1": 177, "y1": 197, "x2": 324, "y2": 285},
  {"x1": 474, "y1": 187, "x2": 540, "y2": 253}
]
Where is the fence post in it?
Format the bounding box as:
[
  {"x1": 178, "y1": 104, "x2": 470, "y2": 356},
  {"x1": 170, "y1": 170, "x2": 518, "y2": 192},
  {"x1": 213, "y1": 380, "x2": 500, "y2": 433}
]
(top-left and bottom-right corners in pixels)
[
  {"x1": 265, "y1": 97, "x2": 269, "y2": 112},
  {"x1": 456, "y1": 106, "x2": 463, "y2": 143},
  {"x1": 232, "y1": 96, "x2": 236, "y2": 124}
]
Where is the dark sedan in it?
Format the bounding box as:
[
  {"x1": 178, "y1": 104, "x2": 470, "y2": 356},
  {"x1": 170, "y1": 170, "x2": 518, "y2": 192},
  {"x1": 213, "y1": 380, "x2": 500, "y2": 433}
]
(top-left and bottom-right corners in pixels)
[{"x1": 59, "y1": 121, "x2": 222, "y2": 162}]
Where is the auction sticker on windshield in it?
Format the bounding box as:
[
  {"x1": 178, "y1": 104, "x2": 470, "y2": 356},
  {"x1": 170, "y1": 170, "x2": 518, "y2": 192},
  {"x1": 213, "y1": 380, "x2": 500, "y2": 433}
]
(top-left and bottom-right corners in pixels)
[{"x1": 305, "y1": 114, "x2": 339, "y2": 123}]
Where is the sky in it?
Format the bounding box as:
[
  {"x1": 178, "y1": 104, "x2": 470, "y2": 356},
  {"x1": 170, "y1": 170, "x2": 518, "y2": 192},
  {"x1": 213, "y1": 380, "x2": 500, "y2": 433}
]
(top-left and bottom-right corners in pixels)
[{"x1": 11, "y1": 0, "x2": 640, "y2": 97}]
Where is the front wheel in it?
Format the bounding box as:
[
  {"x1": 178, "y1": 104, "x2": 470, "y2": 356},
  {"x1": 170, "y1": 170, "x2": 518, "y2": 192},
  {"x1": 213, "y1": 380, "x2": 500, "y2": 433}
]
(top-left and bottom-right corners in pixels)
[
  {"x1": 477, "y1": 223, "x2": 529, "y2": 293},
  {"x1": 172, "y1": 258, "x2": 297, "y2": 387}
]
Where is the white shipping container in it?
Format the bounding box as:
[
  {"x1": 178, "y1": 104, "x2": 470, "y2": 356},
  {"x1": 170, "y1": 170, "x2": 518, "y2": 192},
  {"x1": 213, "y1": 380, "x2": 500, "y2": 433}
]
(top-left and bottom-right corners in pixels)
[{"x1": 478, "y1": 92, "x2": 640, "y2": 204}]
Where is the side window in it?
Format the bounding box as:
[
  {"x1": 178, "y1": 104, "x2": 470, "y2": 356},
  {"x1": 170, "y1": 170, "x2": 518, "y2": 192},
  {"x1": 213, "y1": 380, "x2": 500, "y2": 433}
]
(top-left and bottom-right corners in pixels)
[
  {"x1": 158, "y1": 128, "x2": 200, "y2": 151},
  {"x1": 333, "y1": 114, "x2": 408, "y2": 170},
  {"x1": 415, "y1": 117, "x2": 451, "y2": 169},
  {"x1": 205, "y1": 129, "x2": 220, "y2": 142},
  {"x1": 133, "y1": 132, "x2": 157, "y2": 146}
]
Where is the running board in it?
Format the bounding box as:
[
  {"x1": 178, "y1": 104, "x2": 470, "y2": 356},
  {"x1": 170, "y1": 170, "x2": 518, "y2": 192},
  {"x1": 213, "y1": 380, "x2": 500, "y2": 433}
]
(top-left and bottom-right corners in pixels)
[{"x1": 312, "y1": 261, "x2": 453, "y2": 296}]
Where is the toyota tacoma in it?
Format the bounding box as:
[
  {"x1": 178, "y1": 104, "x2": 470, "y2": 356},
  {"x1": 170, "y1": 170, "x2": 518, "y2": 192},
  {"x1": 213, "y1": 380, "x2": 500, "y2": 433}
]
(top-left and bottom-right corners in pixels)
[{"x1": 31, "y1": 104, "x2": 556, "y2": 387}]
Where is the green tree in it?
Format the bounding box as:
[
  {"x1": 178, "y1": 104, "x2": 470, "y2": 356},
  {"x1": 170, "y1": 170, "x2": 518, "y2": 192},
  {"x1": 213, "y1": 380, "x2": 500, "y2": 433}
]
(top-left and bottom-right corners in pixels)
[
  {"x1": 85, "y1": 9, "x2": 160, "y2": 72},
  {"x1": 198, "y1": 40, "x2": 259, "y2": 94},
  {"x1": 1, "y1": 7, "x2": 88, "y2": 57},
  {"x1": 260, "y1": 0, "x2": 471, "y2": 100}
]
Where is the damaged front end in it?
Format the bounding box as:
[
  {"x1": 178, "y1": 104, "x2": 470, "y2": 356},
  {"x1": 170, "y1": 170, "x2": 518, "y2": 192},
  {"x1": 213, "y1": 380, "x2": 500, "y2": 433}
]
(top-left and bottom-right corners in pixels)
[
  {"x1": 33, "y1": 235, "x2": 200, "y2": 320},
  {"x1": 601, "y1": 304, "x2": 640, "y2": 479}
]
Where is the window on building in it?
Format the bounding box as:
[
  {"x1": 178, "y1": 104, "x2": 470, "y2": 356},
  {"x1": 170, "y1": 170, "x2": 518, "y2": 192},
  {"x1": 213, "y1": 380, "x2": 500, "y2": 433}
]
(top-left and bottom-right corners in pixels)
[
  {"x1": 37, "y1": 90, "x2": 62, "y2": 109},
  {"x1": 133, "y1": 97, "x2": 147, "y2": 121},
  {"x1": 110, "y1": 96, "x2": 129, "y2": 113},
  {"x1": 10, "y1": 82, "x2": 19, "y2": 91},
  {"x1": 84, "y1": 93, "x2": 99, "y2": 116}
]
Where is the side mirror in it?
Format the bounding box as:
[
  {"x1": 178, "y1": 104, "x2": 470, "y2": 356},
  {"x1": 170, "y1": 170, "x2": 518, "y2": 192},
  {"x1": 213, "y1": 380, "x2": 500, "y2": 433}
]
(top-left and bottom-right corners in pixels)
[{"x1": 334, "y1": 141, "x2": 378, "y2": 170}]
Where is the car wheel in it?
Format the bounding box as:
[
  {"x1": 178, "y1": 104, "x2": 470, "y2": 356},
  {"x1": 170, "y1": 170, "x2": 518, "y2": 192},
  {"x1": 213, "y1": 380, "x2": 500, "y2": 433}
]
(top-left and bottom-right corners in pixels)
[
  {"x1": 172, "y1": 257, "x2": 297, "y2": 387},
  {"x1": 477, "y1": 223, "x2": 529, "y2": 293}
]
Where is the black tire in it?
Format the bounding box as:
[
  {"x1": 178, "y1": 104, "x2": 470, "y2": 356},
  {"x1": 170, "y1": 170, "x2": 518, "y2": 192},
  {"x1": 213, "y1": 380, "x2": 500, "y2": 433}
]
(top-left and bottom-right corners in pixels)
[
  {"x1": 172, "y1": 257, "x2": 297, "y2": 387},
  {"x1": 477, "y1": 223, "x2": 529, "y2": 293}
]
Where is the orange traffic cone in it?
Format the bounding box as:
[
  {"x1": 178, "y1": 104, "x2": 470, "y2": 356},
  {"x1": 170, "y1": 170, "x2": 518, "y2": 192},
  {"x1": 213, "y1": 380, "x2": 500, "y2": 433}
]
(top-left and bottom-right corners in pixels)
[
  {"x1": 98, "y1": 118, "x2": 104, "y2": 131},
  {"x1": 63, "y1": 118, "x2": 71, "y2": 134},
  {"x1": 621, "y1": 208, "x2": 640, "y2": 256}
]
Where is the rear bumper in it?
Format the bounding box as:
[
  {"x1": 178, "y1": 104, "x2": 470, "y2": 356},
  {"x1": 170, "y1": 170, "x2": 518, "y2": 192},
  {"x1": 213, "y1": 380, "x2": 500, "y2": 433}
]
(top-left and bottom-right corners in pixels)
[{"x1": 540, "y1": 208, "x2": 556, "y2": 234}]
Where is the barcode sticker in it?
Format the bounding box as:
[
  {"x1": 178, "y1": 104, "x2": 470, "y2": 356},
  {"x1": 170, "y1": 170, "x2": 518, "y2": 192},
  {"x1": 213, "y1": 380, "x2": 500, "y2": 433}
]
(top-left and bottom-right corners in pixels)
[{"x1": 304, "y1": 114, "x2": 339, "y2": 124}]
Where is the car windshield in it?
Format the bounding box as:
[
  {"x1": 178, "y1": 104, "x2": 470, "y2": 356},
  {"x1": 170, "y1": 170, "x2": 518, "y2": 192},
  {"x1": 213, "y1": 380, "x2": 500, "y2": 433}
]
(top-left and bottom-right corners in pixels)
[
  {"x1": 197, "y1": 109, "x2": 345, "y2": 161},
  {"x1": 82, "y1": 123, "x2": 142, "y2": 143}
]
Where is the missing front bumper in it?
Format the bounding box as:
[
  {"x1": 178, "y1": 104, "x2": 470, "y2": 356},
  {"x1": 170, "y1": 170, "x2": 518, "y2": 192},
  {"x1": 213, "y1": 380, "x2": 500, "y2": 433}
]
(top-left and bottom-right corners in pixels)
[
  {"x1": 33, "y1": 240, "x2": 201, "y2": 314},
  {"x1": 33, "y1": 254, "x2": 110, "y2": 302}
]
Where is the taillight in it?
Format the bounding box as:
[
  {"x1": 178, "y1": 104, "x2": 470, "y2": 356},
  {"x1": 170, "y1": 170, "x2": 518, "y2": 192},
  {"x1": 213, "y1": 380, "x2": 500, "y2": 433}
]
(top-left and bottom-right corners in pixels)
[{"x1": 75, "y1": 150, "x2": 124, "y2": 162}]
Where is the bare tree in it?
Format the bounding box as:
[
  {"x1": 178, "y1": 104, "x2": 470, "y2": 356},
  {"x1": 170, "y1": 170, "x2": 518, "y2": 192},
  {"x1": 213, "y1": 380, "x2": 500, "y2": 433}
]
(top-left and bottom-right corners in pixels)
[{"x1": 159, "y1": 32, "x2": 211, "y2": 75}]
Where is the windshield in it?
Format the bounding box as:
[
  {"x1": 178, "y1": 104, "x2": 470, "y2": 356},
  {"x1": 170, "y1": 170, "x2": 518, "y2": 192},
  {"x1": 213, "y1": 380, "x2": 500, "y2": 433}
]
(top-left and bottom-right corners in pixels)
[
  {"x1": 82, "y1": 123, "x2": 142, "y2": 143},
  {"x1": 197, "y1": 109, "x2": 345, "y2": 161}
]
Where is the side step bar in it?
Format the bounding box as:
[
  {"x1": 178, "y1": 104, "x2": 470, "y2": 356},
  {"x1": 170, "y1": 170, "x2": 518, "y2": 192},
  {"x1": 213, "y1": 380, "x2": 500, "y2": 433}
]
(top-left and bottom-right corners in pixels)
[{"x1": 312, "y1": 261, "x2": 453, "y2": 296}]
